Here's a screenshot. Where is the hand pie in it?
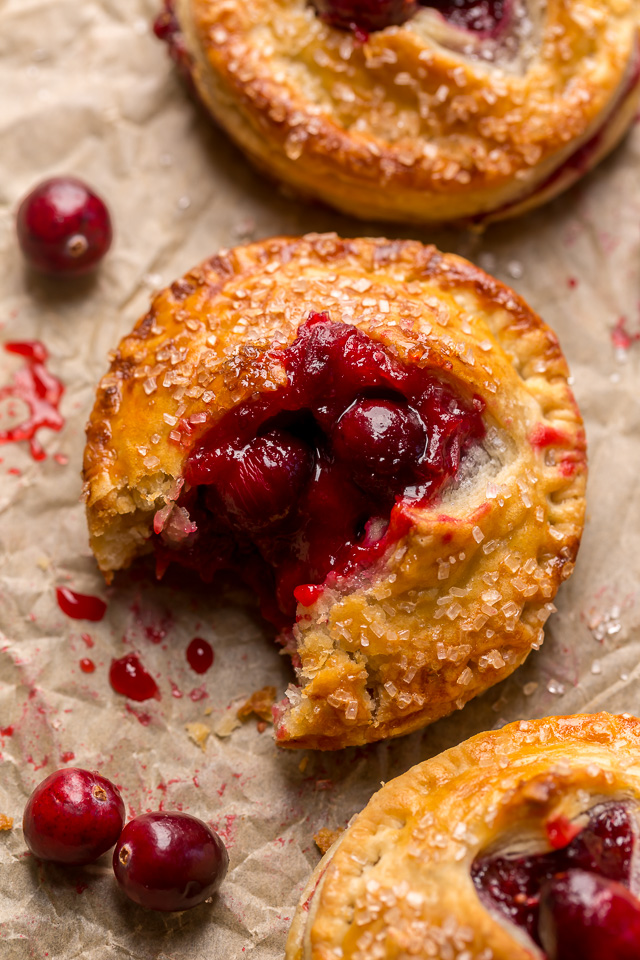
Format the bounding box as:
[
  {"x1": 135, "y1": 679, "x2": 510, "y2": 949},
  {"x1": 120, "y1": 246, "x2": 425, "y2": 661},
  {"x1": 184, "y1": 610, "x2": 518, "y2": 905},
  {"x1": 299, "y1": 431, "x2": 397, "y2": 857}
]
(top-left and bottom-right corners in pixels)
[
  {"x1": 153, "y1": 0, "x2": 640, "y2": 224},
  {"x1": 286, "y1": 713, "x2": 640, "y2": 959},
  {"x1": 83, "y1": 233, "x2": 586, "y2": 749}
]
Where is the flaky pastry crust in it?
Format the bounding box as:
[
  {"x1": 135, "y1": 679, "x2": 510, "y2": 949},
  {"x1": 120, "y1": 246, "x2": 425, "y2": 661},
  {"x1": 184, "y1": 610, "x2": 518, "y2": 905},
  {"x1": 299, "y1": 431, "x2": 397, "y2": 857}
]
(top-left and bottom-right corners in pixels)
[
  {"x1": 286, "y1": 713, "x2": 640, "y2": 960},
  {"x1": 83, "y1": 233, "x2": 586, "y2": 750},
  {"x1": 166, "y1": 0, "x2": 640, "y2": 224}
]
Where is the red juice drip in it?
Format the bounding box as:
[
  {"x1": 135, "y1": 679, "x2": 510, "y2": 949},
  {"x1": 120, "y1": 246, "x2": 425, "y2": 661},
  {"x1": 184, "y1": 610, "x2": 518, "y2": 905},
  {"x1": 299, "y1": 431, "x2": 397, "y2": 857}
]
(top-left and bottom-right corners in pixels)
[
  {"x1": 79, "y1": 658, "x2": 95, "y2": 674},
  {"x1": 81, "y1": 633, "x2": 94, "y2": 648},
  {"x1": 56, "y1": 587, "x2": 107, "y2": 622},
  {"x1": 0, "y1": 341, "x2": 64, "y2": 461},
  {"x1": 186, "y1": 638, "x2": 214, "y2": 674},
  {"x1": 0, "y1": 726, "x2": 14, "y2": 737},
  {"x1": 109, "y1": 653, "x2": 160, "y2": 702}
]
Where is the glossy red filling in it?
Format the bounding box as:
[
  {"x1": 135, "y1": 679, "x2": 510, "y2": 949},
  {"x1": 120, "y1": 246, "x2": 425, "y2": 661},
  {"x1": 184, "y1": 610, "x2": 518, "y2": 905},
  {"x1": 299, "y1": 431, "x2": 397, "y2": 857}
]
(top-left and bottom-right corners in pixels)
[
  {"x1": 472, "y1": 803, "x2": 640, "y2": 958},
  {"x1": 152, "y1": 315, "x2": 484, "y2": 627},
  {"x1": 154, "y1": 0, "x2": 509, "y2": 61},
  {"x1": 312, "y1": 0, "x2": 509, "y2": 36}
]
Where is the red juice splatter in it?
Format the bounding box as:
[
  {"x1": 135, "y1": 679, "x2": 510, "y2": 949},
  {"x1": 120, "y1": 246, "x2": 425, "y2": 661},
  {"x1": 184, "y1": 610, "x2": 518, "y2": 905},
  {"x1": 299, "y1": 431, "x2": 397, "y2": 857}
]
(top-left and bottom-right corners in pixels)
[
  {"x1": 0, "y1": 341, "x2": 64, "y2": 460},
  {"x1": 186, "y1": 637, "x2": 214, "y2": 674},
  {"x1": 81, "y1": 633, "x2": 94, "y2": 648},
  {"x1": 79, "y1": 658, "x2": 95, "y2": 674},
  {"x1": 530, "y1": 423, "x2": 568, "y2": 448},
  {"x1": 56, "y1": 587, "x2": 106, "y2": 622},
  {"x1": 189, "y1": 686, "x2": 208, "y2": 702},
  {"x1": 110, "y1": 653, "x2": 160, "y2": 702},
  {"x1": 125, "y1": 703, "x2": 152, "y2": 726},
  {"x1": 612, "y1": 317, "x2": 640, "y2": 352},
  {"x1": 60, "y1": 751, "x2": 75, "y2": 763},
  {"x1": 1, "y1": 726, "x2": 14, "y2": 737},
  {"x1": 170, "y1": 680, "x2": 183, "y2": 699}
]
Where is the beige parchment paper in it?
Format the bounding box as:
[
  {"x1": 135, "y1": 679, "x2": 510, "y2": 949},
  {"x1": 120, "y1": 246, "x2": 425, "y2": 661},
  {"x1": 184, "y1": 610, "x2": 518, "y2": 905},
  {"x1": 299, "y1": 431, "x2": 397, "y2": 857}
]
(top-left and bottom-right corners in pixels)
[{"x1": 2, "y1": 1, "x2": 640, "y2": 957}]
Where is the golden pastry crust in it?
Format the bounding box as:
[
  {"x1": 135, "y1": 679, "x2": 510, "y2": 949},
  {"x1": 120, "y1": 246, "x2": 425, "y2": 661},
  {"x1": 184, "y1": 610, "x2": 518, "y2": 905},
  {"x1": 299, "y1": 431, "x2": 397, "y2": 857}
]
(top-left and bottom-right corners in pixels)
[
  {"x1": 83, "y1": 233, "x2": 586, "y2": 750},
  {"x1": 286, "y1": 713, "x2": 640, "y2": 960},
  {"x1": 167, "y1": 0, "x2": 640, "y2": 224}
]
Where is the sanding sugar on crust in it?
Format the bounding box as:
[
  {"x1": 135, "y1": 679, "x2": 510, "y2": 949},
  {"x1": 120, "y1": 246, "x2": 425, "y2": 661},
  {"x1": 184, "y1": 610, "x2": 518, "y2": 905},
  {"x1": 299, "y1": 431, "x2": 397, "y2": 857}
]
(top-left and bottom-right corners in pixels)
[
  {"x1": 285, "y1": 713, "x2": 640, "y2": 959},
  {"x1": 156, "y1": 0, "x2": 640, "y2": 224},
  {"x1": 83, "y1": 233, "x2": 586, "y2": 751}
]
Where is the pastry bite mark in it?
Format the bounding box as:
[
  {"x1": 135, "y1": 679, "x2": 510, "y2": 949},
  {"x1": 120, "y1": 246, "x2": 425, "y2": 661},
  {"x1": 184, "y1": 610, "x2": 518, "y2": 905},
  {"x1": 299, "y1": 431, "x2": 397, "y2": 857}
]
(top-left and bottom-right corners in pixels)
[
  {"x1": 83, "y1": 234, "x2": 586, "y2": 750},
  {"x1": 285, "y1": 714, "x2": 640, "y2": 960},
  {"x1": 156, "y1": 0, "x2": 640, "y2": 224}
]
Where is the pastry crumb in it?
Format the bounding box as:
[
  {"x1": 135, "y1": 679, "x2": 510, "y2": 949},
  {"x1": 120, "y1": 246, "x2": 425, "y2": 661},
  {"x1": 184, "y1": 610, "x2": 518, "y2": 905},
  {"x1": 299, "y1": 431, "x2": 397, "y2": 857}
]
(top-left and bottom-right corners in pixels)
[
  {"x1": 314, "y1": 827, "x2": 342, "y2": 854},
  {"x1": 299, "y1": 756, "x2": 309, "y2": 773},
  {"x1": 237, "y1": 686, "x2": 277, "y2": 726},
  {"x1": 213, "y1": 710, "x2": 242, "y2": 739},
  {"x1": 0, "y1": 814, "x2": 14, "y2": 831},
  {"x1": 185, "y1": 722, "x2": 210, "y2": 750}
]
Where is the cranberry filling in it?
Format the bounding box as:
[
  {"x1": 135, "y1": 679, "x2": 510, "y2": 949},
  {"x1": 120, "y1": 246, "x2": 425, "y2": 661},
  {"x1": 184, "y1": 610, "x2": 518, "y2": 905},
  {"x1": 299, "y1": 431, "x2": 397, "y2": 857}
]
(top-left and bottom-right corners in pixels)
[
  {"x1": 471, "y1": 803, "x2": 639, "y2": 956},
  {"x1": 311, "y1": 0, "x2": 508, "y2": 35},
  {"x1": 153, "y1": 315, "x2": 484, "y2": 626}
]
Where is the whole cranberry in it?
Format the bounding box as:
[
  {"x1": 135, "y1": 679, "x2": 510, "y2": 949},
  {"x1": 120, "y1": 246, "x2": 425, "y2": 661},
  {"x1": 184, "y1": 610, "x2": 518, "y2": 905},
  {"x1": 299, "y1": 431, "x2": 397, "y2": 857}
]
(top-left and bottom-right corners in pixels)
[
  {"x1": 333, "y1": 398, "x2": 425, "y2": 493},
  {"x1": 23, "y1": 767, "x2": 125, "y2": 865},
  {"x1": 538, "y1": 869, "x2": 640, "y2": 960},
  {"x1": 16, "y1": 177, "x2": 112, "y2": 275},
  {"x1": 313, "y1": 0, "x2": 418, "y2": 32},
  {"x1": 217, "y1": 429, "x2": 313, "y2": 533},
  {"x1": 113, "y1": 811, "x2": 229, "y2": 911}
]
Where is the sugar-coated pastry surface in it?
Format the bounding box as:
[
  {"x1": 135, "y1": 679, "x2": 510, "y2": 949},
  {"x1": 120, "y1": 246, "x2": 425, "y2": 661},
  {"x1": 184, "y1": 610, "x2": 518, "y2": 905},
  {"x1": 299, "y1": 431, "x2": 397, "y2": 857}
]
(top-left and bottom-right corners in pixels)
[
  {"x1": 286, "y1": 713, "x2": 640, "y2": 959},
  {"x1": 158, "y1": 0, "x2": 640, "y2": 224},
  {"x1": 83, "y1": 233, "x2": 586, "y2": 750}
]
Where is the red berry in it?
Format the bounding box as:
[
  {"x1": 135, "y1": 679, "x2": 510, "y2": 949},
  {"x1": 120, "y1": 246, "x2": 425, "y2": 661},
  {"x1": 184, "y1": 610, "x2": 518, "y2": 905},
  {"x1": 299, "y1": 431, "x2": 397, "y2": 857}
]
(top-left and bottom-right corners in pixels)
[
  {"x1": 217, "y1": 429, "x2": 313, "y2": 533},
  {"x1": 113, "y1": 812, "x2": 229, "y2": 911},
  {"x1": 333, "y1": 399, "x2": 425, "y2": 492},
  {"x1": 16, "y1": 177, "x2": 112, "y2": 275},
  {"x1": 313, "y1": 0, "x2": 418, "y2": 32},
  {"x1": 539, "y1": 870, "x2": 640, "y2": 960},
  {"x1": 22, "y1": 768, "x2": 125, "y2": 865}
]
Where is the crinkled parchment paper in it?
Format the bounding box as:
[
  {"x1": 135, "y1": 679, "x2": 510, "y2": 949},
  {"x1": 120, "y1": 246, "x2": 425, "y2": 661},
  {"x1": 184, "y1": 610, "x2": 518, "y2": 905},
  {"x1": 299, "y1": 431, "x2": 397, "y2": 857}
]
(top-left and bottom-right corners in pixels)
[{"x1": 2, "y1": 2, "x2": 640, "y2": 957}]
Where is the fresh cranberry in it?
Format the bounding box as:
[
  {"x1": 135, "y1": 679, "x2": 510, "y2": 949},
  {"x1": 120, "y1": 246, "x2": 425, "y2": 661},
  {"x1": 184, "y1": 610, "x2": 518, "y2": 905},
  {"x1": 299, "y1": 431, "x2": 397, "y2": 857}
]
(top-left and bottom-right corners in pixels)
[
  {"x1": 22, "y1": 768, "x2": 125, "y2": 865},
  {"x1": 471, "y1": 803, "x2": 636, "y2": 943},
  {"x1": 332, "y1": 398, "x2": 426, "y2": 494},
  {"x1": 113, "y1": 812, "x2": 229, "y2": 911},
  {"x1": 16, "y1": 177, "x2": 112, "y2": 276},
  {"x1": 212, "y1": 429, "x2": 313, "y2": 533},
  {"x1": 312, "y1": 0, "x2": 418, "y2": 31},
  {"x1": 539, "y1": 870, "x2": 640, "y2": 960}
]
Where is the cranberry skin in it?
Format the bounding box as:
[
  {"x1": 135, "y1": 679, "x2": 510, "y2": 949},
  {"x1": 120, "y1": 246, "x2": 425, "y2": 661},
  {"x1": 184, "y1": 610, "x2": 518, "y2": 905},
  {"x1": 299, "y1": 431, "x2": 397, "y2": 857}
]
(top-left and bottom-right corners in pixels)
[
  {"x1": 113, "y1": 812, "x2": 229, "y2": 912},
  {"x1": 539, "y1": 870, "x2": 640, "y2": 960},
  {"x1": 217, "y1": 429, "x2": 313, "y2": 533},
  {"x1": 313, "y1": 0, "x2": 418, "y2": 32},
  {"x1": 23, "y1": 767, "x2": 125, "y2": 865},
  {"x1": 16, "y1": 177, "x2": 112, "y2": 275},
  {"x1": 333, "y1": 399, "x2": 425, "y2": 492}
]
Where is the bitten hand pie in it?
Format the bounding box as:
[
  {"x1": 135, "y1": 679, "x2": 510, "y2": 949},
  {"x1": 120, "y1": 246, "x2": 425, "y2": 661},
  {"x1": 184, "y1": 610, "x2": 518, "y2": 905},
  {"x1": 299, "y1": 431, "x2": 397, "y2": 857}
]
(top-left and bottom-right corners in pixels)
[
  {"x1": 83, "y1": 233, "x2": 586, "y2": 750},
  {"x1": 286, "y1": 713, "x2": 640, "y2": 960},
  {"x1": 154, "y1": 0, "x2": 640, "y2": 224}
]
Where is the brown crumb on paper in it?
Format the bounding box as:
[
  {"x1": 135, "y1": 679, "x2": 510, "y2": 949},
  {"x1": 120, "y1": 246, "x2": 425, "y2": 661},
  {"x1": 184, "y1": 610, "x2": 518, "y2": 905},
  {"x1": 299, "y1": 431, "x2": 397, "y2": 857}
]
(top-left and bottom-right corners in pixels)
[
  {"x1": 185, "y1": 722, "x2": 210, "y2": 750},
  {"x1": 314, "y1": 828, "x2": 342, "y2": 855},
  {"x1": 237, "y1": 686, "x2": 277, "y2": 730},
  {"x1": 0, "y1": 814, "x2": 13, "y2": 831}
]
